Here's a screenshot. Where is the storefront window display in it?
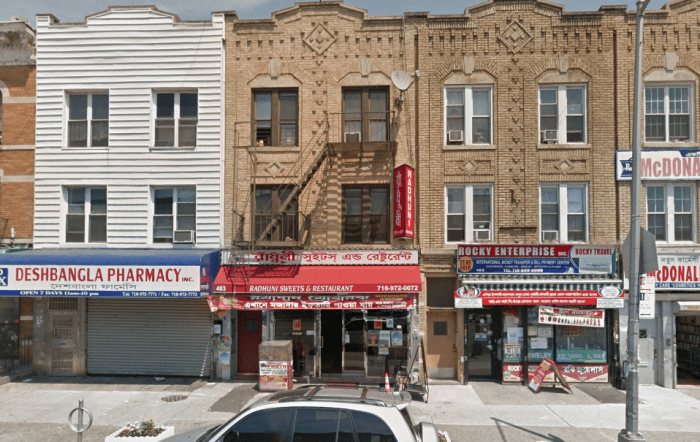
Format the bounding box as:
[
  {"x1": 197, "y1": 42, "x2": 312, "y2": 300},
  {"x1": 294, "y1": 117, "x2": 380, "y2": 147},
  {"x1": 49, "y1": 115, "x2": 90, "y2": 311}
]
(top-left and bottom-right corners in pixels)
[{"x1": 502, "y1": 307, "x2": 606, "y2": 364}]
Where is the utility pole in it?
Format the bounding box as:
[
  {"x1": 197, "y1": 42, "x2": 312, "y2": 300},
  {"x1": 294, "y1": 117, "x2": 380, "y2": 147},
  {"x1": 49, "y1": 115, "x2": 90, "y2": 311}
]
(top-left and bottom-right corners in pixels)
[{"x1": 619, "y1": 1, "x2": 650, "y2": 441}]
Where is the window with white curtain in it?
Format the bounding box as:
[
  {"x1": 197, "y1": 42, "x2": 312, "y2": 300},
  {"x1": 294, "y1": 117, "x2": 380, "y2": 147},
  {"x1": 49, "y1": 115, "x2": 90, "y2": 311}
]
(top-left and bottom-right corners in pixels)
[
  {"x1": 67, "y1": 93, "x2": 109, "y2": 147},
  {"x1": 539, "y1": 85, "x2": 586, "y2": 144}
]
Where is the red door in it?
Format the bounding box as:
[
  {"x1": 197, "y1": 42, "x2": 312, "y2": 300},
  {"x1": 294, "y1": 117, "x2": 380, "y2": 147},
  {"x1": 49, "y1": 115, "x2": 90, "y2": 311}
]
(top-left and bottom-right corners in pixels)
[{"x1": 237, "y1": 311, "x2": 263, "y2": 373}]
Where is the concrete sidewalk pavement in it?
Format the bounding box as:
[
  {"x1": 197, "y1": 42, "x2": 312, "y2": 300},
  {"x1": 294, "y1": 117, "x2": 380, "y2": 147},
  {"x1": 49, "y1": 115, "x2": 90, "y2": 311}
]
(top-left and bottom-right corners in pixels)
[
  {"x1": 408, "y1": 382, "x2": 700, "y2": 442},
  {"x1": 1, "y1": 376, "x2": 700, "y2": 442},
  {"x1": 0, "y1": 376, "x2": 262, "y2": 442}
]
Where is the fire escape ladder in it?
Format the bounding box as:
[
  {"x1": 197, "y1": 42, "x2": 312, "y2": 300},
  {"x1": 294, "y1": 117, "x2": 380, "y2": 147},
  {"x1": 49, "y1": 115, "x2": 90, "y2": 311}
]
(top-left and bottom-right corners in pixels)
[{"x1": 256, "y1": 141, "x2": 329, "y2": 242}]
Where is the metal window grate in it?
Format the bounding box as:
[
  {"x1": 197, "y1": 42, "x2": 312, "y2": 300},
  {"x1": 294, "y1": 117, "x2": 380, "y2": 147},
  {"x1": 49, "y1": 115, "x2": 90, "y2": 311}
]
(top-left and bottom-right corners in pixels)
[{"x1": 49, "y1": 298, "x2": 78, "y2": 310}]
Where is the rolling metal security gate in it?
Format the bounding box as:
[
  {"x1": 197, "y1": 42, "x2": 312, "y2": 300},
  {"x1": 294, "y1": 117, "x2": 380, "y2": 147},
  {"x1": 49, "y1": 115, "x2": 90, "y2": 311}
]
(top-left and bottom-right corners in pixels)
[{"x1": 87, "y1": 298, "x2": 212, "y2": 376}]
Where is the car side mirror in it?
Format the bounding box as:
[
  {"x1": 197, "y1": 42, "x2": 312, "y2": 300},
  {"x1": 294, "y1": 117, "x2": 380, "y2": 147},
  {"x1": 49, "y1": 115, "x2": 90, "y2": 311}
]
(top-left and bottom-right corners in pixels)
[{"x1": 419, "y1": 422, "x2": 439, "y2": 442}]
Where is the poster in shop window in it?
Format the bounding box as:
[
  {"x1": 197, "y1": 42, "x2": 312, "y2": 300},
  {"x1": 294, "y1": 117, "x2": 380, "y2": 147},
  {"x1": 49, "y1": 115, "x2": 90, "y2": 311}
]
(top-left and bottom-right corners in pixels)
[{"x1": 538, "y1": 306, "x2": 605, "y2": 328}]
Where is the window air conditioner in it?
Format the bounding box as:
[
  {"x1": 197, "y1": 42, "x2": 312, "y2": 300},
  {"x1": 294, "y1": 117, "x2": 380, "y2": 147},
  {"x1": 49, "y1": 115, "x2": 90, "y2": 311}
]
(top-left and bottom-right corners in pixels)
[
  {"x1": 448, "y1": 130, "x2": 464, "y2": 143},
  {"x1": 344, "y1": 132, "x2": 361, "y2": 143},
  {"x1": 474, "y1": 229, "x2": 491, "y2": 242},
  {"x1": 541, "y1": 231, "x2": 559, "y2": 242},
  {"x1": 173, "y1": 230, "x2": 195, "y2": 244},
  {"x1": 541, "y1": 130, "x2": 558, "y2": 143}
]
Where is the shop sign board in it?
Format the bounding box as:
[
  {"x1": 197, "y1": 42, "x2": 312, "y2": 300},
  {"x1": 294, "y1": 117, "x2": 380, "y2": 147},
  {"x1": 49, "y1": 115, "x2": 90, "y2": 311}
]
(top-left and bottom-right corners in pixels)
[
  {"x1": 538, "y1": 306, "x2": 605, "y2": 328},
  {"x1": 616, "y1": 149, "x2": 700, "y2": 181},
  {"x1": 457, "y1": 244, "x2": 616, "y2": 275},
  {"x1": 0, "y1": 264, "x2": 203, "y2": 298},
  {"x1": 645, "y1": 255, "x2": 700, "y2": 290},
  {"x1": 504, "y1": 363, "x2": 608, "y2": 383},
  {"x1": 259, "y1": 360, "x2": 292, "y2": 391},
  {"x1": 455, "y1": 287, "x2": 623, "y2": 308},
  {"x1": 640, "y1": 275, "x2": 656, "y2": 318},
  {"x1": 393, "y1": 164, "x2": 415, "y2": 238},
  {"x1": 208, "y1": 294, "x2": 416, "y2": 312},
  {"x1": 528, "y1": 358, "x2": 571, "y2": 393},
  {"x1": 223, "y1": 249, "x2": 419, "y2": 266}
]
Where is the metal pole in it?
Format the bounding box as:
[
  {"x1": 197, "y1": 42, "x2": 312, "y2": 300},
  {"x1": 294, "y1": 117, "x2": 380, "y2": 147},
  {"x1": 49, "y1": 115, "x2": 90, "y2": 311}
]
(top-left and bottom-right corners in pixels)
[{"x1": 619, "y1": 1, "x2": 650, "y2": 441}]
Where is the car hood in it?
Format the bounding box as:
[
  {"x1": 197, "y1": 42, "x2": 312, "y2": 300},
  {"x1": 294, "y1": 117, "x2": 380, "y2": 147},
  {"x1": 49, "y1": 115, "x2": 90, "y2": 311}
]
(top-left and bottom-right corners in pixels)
[{"x1": 160, "y1": 424, "x2": 220, "y2": 441}]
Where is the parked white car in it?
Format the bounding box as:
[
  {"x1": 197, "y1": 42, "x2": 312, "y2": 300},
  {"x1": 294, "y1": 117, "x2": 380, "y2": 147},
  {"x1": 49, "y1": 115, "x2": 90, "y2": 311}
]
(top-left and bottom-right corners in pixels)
[{"x1": 161, "y1": 385, "x2": 438, "y2": 442}]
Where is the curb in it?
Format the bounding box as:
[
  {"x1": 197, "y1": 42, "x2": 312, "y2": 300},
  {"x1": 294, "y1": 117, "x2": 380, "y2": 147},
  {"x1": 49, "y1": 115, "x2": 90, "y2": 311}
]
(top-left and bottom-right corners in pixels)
[{"x1": 0, "y1": 367, "x2": 34, "y2": 386}]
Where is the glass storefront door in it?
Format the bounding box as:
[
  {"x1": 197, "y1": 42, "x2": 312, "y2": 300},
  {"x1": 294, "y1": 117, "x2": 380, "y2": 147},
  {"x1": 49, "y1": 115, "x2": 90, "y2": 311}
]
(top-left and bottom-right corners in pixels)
[
  {"x1": 343, "y1": 311, "x2": 366, "y2": 374},
  {"x1": 466, "y1": 310, "x2": 495, "y2": 380}
]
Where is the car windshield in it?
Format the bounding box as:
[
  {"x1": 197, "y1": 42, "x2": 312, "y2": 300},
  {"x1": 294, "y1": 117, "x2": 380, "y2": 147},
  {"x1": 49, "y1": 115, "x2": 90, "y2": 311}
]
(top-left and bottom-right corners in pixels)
[{"x1": 196, "y1": 424, "x2": 221, "y2": 442}]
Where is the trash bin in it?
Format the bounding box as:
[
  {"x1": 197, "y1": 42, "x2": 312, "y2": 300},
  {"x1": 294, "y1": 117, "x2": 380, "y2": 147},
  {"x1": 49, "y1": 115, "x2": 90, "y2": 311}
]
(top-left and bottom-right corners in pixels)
[{"x1": 258, "y1": 340, "x2": 293, "y2": 392}]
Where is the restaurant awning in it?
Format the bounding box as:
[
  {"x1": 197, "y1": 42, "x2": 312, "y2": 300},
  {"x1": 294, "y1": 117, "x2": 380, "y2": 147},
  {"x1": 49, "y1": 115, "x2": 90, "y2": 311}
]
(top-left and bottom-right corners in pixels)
[
  {"x1": 0, "y1": 249, "x2": 220, "y2": 297},
  {"x1": 213, "y1": 264, "x2": 422, "y2": 294}
]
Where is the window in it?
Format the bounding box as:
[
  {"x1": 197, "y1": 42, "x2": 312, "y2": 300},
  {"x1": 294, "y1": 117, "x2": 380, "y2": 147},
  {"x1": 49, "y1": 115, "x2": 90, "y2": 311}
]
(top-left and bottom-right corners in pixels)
[
  {"x1": 352, "y1": 411, "x2": 398, "y2": 442},
  {"x1": 293, "y1": 408, "x2": 341, "y2": 442},
  {"x1": 343, "y1": 88, "x2": 389, "y2": 142},
  {"x1": 155, "y1": 92, "x2": 197, "y2": 147},
  {"x1": 540, "y1": 183, "x2": 588, "y2": 243},
  {"x1": 646, "y1": 183, "x2": 695, "y2": 242},
  {"x1": 254, "y1": 186, "x2": 298, "y2": 241},
  {"x1": 445, "y1": 86, "x2": 492, "y2": 145},
  {"x1": 152, "y1": 187, "x2": 196, "y2": 243},
  {"x1": 645, "y1": 85, "x2": 693, "y2": 142},
  {"x1": 253, "y1": 90, "x2": 298, "y2": 146},
  {"x1": 226, "y1": 409, "x2": 293, "y2": 442},
  {"x1": 65, "y1": 187, "x2": 106, "y2": 243},
  {"x1": 68, "y1": 93, "x2": 109, "y2": 147},
  {"x1": 445, "y1": 185, "x2": 493, "y2": 243},
  {"x1": 343, "y1": 185, "x2": 389, "y2": 244},
  {"x1": 539, "y1": 85, "x2": 586, "y2": 144}
]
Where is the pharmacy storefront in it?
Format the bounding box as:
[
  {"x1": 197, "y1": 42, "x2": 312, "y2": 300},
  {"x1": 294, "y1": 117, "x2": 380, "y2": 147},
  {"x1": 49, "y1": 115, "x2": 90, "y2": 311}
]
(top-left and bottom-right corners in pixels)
[
  {"x1": 455, "y1": 244, "x2": 623, "y2": 384},
  {"x1": 0, "y1": 249, "x2": 220, "y2": 377},
  {"x1": 210, "y1": 250, "x2": 421, "y2": 381}
]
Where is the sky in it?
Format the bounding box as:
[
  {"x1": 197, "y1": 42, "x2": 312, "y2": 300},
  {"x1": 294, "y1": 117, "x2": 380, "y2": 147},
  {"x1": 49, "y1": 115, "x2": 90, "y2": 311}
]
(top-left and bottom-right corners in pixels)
[{"x1": 3, "y1": 0, "x2": 674, "y2": 27}]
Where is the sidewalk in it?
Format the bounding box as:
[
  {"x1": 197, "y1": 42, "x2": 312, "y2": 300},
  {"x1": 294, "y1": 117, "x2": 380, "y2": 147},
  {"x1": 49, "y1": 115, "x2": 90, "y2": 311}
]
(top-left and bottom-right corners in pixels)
[
  {"x1": 408, "y1": 381, "x2": 700, "y2": 442},
  {"x1": 1, "y1": 376, "x2": 699, "y2": 442}
]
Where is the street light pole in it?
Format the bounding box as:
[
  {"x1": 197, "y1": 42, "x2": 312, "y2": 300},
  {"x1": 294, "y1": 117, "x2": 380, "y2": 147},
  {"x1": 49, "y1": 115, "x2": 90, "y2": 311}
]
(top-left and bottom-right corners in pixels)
[{"x1": 619, "y1": 1, "x2": 650, "y2": 441}]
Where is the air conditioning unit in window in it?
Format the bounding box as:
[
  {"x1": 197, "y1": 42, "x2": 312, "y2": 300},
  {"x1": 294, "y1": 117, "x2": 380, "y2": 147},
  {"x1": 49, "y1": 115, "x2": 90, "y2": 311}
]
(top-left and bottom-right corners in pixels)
[
  {"x1": 541, "y1": 231, "x2": 559, "y2": 242},
  {"x1": 448, "y1": 130, "x2": 464, "y2": 143},
  {"x1": 344, "y1": 132, "x2": 361, "y2": 143},
  {"x1": 541, "y1": 130, "x2": 558, "y2": 143},
  {"x1": 173, "y1": 230, "x2": 195, "y2": 244},
  {"x1": 474, "y1": 229, "x2": 491, "y2": 242}
]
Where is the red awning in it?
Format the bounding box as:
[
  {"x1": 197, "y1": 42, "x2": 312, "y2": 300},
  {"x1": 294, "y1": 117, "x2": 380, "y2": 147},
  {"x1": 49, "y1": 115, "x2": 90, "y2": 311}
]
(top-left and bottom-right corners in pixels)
[{"x1": 213, "y1": 265, "x2": 422, "y2": 294}]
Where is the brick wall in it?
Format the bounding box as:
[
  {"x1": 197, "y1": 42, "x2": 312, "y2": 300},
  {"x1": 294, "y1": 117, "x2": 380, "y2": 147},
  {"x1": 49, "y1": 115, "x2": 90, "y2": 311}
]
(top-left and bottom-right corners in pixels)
[{"x1": 0, "y1": 64, "x2": 35, "y2": 244}]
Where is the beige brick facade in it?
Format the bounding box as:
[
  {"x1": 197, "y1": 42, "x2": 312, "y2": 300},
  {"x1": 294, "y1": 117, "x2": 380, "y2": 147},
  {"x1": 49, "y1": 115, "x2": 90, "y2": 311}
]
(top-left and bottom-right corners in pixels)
[{"x1": 222, "y1": 1, "x2": 700, "y2": 382}]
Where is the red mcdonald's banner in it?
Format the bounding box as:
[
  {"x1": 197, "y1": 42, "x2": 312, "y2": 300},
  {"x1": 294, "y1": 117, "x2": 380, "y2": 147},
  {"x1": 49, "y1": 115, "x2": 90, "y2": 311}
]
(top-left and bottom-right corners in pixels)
[{"x1": 394, "y1": 164, "x2": 415, "y2": 238}]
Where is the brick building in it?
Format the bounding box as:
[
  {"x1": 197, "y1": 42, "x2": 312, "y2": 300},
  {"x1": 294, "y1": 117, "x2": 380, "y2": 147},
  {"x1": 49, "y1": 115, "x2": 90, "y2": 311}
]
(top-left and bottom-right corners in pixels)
[
  {"x1": 212, "y1": 2, "x2": 423, "y2": 380},
  {"x1": 612, "y1": 0, "x2": 700, "y2": 388},
  {"x1": 0, "y1": 18, "x2": 35, "y2": 373}
]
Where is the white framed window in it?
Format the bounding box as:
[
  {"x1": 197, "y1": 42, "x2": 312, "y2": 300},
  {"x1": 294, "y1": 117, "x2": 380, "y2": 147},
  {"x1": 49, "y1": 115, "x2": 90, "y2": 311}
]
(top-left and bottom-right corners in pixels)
[
  {"x1": 154, "y1": 92, "x2": 198, "y2": 147},
  {"x1": 539, "y1": 85, "x2": 586, "y2": 144},
  {"x1": 540, "y1": 183, "x2": 588, "y2": 243},
  {"x1": 152, "y1": 187, "x2": 196, "y2": 243},
  {"x1": 445, "y1": 184, "x2": 493, "y2": 243},
  {"x1": 645, "y1": 85, "x2": 693, "y2": 142},
  {"x1": 65, "y1": 187, "x2": 107, "y2": 243},
  {"x1": 67, "y1": 93, "x2": 109, "y2": 147},
  {"x1": 646, "y1": 183, "x2": 696, "y2": 243},
  {"x1": 445, "y1": 86, "x2": 492, "y2": 145}
]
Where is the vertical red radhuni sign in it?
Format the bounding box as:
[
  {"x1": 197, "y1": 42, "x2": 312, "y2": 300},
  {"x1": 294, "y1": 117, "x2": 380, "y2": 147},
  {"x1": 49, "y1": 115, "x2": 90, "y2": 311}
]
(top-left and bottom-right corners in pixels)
[{"x1": 393, "y1": 164, "x2": 415, "y2": 238}]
